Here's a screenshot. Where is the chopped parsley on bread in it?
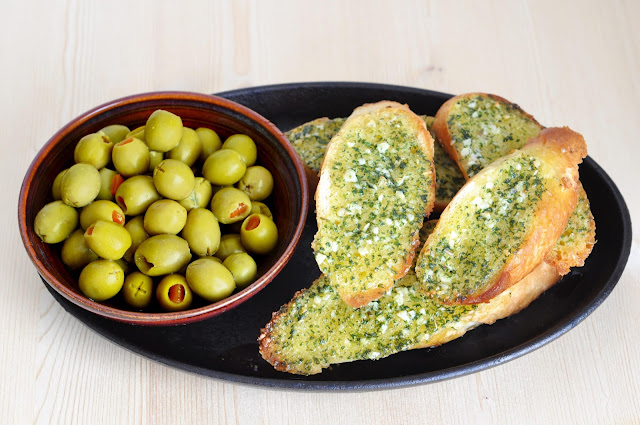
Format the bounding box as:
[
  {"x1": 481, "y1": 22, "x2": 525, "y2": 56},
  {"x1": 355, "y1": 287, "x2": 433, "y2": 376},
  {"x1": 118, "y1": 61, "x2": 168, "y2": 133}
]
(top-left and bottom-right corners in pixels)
[
  {"x1": 259, "y1": 93, "x2": 596, "y2": 376},
  {"x1": 415, "y1": 127, "x2": 588, "y2": 305},
  {"x1": 286, "y1": 117, "x2": 346, "y2": 172},
  {"x1": 259, "y1": 194, "x2": 595, "y2": 375},
  {"x1": 259, "y1": 267, "x2": 556, "y2": 375},
  {"x1": 285, "y1": 115, "x2": 464, "y2": 212},
  {"x1": 312, "y1": 101, "x2": 436, "y2": 307},
  {"x1": 432, "y1": 93, "x2": 543, "y2": 179}
]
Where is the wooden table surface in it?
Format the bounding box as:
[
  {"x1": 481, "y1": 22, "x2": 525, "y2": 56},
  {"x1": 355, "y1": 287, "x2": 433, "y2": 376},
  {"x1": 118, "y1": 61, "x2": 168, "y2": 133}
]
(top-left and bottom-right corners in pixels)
[{"x1": 2, "y1": 1, "x2": 638, "y2": 423}]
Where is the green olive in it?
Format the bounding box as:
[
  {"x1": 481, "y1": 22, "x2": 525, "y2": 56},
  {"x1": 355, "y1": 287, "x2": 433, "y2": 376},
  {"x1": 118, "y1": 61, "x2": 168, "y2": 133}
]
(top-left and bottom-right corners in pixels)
[
  {"x1": 156, "y1": 274, "x2": 192, "y2": 311},
  {"x1": 52, "y1": 168, "x2": 68, "y2": 201},
  {"x1": 196, "y1": 127, "x2": 222, "y2": 162},
  {"x1": 112, "y1": 137, "x2": 150, "y2": 177},
  {"x1": 210, "y1": 187, "x2": 251, "y2": 224},
  {"x1": 222, "y1": 134, "x2": 257, "y2": 166},
  {"x1": 178, "y1": 177, "x2": 212, "y2": 211},
  {"x1": 153, "y1": 159, "x2": 195, "y2": 200},
  {"x1": 202, "y1": 149, "x2": 246, "y2": 186},
  {"x1": 122, "y1": 271, "x2": 154, "y2": 309},
  {"x1": 148, "y1": 150, "x2": 164, "y2": 173},
  {"x1": 61, "y1": 229, "x2": 98, "y2": 269},
  {"x1": 84, "y1": 220, "x2": 132, "y2": 260},
  {"x1": 210, "y1": 184, "x2": 233, "y2": 228},
  {"x1": 145, "y1": 109, "x2": 183, "y2": 152},
  {"x1": 115, "y1": 175, "x2": 161, "y2": 216},
  {"x1": 143, "y1": 199, "x2": 187, "y2": 235},
  {"x1": 96, "y1": 168, "x2": 118, "y2": 201},
  {"x1": 223, "y1": 252, "x2": 257, "y2": 289},
  {"x1": 34, "y1": 200, "x2": 79, "y2": 244},
  {"x1": 74, "y1": 132, "x2": 113, "y2": 169},
  {"x1": 185, "y1": 258, "x2": 236, "y2": 302},
  {"x1": 134, "y1": 234, "x2": 191, "y2": 276},
  {"x1": 181, "y1": 208, "x2": 221, "y2": 256},
  {"x1": 249, "y1": 201, "x2": 273, "y2": 219},
  {"x1": 167, "y1": 127, "x2": 201, "y2": 166},
  {"x1": 78, "y1": 259, "x2": 125, "y2": 301},
  {"x1": 215, "y1": 234, "x2": 246, "y2": 261},
  {"x1": 100, "y1": 124, "x2": 130, "y2": 144},
  {"x1": 126, "y1": 125, "x2": 146, "y2": 141},
  {"x1": 80, "y1": 200, "x2": 125, "y2": 230},
  {"x1": 123, "y1": 216, "x2": 149, "y2": 262},
  {"x1": 236, "y1": 166, "x2": 274, "y2": 201},
  {"x1": 60, "y1": 163, "x2": 101, "y2": 208},
  {"x1": 240, "y1": 214, "x2": 278, "y2": 254}
]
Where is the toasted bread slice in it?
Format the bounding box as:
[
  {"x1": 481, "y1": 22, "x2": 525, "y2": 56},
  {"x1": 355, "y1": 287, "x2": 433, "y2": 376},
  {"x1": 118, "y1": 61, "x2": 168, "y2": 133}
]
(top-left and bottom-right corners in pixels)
[
  {"x1": 259, "y1": 267, "x2": 557, "y2": 375},
  {"x1": 415, "y1": 127, "x2": 587, "y2": 305},
  {"x1": 312, "y1": 101, "x2": 436, "y2": 307},
  {"x1": 286, "y1": 115, "x2": 465, "y2": 212},
  {"x1": 286, "y1": 117, "x2": 346, "y2": 172},
  {"x1": 432, "y1": 93, "x2": 544, "y2": 179},
  {"x1": 259, "y1": 196, "x2": 595, "y2": 374}
]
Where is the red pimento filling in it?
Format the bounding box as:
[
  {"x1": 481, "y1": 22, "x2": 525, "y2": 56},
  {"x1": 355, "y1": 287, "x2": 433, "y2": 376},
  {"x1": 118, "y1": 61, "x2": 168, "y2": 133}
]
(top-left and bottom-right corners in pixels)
[
  {"x1": 169, "y1": 284, "x2": 185, "y2": 303},
  {"x1": 110, "y1": 174, "x2": 124, "y2": 195},
  {"x1": 112, "y1": 210, "x2": 124, "y2": 225},
  {"x1": 245, "y1": 215, "x2": 260, "y2": 230},
  {"x1": 229, "y1": 203, "x2": 248, "y2": 218}
]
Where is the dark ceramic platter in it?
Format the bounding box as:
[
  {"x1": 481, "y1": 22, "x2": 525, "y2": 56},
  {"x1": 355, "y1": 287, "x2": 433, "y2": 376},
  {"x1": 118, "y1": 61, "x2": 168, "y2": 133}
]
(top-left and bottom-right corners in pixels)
[{"x1": 43, "y1": 82, "x2": 632, "y2": 391}]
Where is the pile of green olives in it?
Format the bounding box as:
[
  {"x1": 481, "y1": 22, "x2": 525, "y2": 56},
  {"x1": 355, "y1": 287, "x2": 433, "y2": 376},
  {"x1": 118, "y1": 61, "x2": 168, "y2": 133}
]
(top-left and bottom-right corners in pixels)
[{"x1": 34, "y1": 109, "x2": 279, "y2": 312}]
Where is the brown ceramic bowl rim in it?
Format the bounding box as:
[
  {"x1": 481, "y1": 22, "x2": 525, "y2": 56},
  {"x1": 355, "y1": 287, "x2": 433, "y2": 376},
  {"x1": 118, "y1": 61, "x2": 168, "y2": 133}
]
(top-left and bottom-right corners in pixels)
[{"x1": 18, "y1": 91, "x2": 309, "y2": 326}]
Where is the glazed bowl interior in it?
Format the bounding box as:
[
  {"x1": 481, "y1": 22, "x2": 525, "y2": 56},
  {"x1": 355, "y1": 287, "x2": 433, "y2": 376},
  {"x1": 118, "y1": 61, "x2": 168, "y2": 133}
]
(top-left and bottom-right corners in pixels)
[{"x1": 19, "y1": 91, "x2": 308, "y2": 325}]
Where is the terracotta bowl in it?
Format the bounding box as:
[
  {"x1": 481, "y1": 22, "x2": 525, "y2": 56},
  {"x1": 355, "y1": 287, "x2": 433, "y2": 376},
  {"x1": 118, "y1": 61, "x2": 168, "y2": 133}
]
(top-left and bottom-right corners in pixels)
[{"x1": 19, "y1": 91, "x2": 308, "y2": 325}]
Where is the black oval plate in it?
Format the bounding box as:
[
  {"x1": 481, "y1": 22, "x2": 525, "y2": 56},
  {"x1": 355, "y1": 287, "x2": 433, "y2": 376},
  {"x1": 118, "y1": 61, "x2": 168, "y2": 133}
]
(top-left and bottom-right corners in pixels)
[{"x1": 42, "y1": 82, "x2": 632, "y2": 391}]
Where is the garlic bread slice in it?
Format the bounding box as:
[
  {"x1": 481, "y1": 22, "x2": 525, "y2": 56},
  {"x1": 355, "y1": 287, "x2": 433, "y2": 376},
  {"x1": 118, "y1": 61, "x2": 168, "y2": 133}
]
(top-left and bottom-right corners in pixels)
[
  {"x1": 415, "y1": 127, "x2": 587, "y2": 305},
  {"x1": 286, "y1": 117, "x2": 346, "y2": 172},
  {"x1": 432, "y1": 93, "x2": 543, "y2": 179},
  {"x1": 313, "y1": 101, "x2": 435, "y2": 307}
]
